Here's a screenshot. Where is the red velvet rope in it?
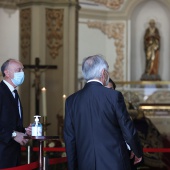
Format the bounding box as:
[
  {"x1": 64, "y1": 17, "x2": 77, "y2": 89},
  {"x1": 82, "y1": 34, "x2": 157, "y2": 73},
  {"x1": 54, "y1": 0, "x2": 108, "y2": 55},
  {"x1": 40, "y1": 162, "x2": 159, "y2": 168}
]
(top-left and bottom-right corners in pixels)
[
  {"x1": 21, "y1": 147, "x2": 170, "y2": 153},
  {"x1": 49, "y1": 157, "x2": 67, "y2": 165},
  {"x1": 0, "y1": 161, "x2": 38, "y2": 170},
  {"x1": 0, "y1": 157, "x2": 67, "y2": 170},
  {"x1": 143, "y1": 148, "x2": 170, "y2": 152},
  {"x1": 21, "y1": 147, "x2": 66, "y2": 152},
  {"x1": 2, "y1": 147, "x2": 170, "y2": 170}
]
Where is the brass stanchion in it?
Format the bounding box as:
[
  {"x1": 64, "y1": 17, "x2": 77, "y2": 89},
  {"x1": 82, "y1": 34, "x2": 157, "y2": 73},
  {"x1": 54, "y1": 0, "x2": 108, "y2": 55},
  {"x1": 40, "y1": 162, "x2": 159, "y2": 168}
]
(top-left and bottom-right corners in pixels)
[
  {"x1": 42, "y1": 116, "x2": 50, "y2": 170},
  {"x1": 27, "y1": 145, "x2": 30, "y2": 164}
]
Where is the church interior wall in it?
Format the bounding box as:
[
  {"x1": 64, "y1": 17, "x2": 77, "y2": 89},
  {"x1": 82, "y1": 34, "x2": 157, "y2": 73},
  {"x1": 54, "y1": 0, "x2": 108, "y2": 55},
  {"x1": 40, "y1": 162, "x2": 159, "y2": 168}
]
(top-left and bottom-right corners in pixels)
[
  {"x1": 0, "y1": 8, "x2": 19, "y2": 66},
  {"x1": 78, "y1": 19, "x2": 120, "y2": 79},
  {"x1": 129, "y1": 0, "x2": 170, "y2": 134},
  {"x1": 79, "y1": 0, "x2": 170, "y2": 82},
  {"x1": 78, "y1": 0, "x2": 170, "y2": 136},
  {"x1": 0, "y1": 3, "x2": 71, "y2": 136},
  {"x1": 0, "y1": 7, "x2": 32, "y2": 128},
  {"x1": 78, "y1": 19, "x2": 117, "y2": 78},
  {"x1": 1, "y1": 0, "x2": 170, "y2": 137}
]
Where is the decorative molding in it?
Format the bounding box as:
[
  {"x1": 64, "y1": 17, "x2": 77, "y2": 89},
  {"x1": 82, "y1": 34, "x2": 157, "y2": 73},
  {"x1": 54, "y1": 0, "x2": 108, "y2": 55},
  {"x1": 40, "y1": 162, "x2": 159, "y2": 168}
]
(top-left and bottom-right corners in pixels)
[
  {"x1": 0, "y1": 0, "x2": 19, "y2": 9},
  {"x1": 20, "y1": 8, "x2": 31, "y2": 59},
  {"x1": 87, "y1": 21, "x2": 124, "y2": 81},
  {"x1": 17, "y1": 0, "x2": 78, "y2": 7},
  {"x1": 146, "y1": 91, "x2": 170, "y2": 103},
  {"x1": 90, "y1": 0, "x2": 124, "y2": 10},
  {"x1": 46, "y1": 8, "x2": 64, "y2": 59}
]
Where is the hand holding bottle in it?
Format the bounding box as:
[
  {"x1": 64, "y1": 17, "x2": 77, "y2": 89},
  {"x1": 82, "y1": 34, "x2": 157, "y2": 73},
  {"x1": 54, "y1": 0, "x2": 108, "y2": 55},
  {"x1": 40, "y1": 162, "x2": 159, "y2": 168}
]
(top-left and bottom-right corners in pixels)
[{"x1": 25, "y1": 123, "x2": 32, "y2": 136}]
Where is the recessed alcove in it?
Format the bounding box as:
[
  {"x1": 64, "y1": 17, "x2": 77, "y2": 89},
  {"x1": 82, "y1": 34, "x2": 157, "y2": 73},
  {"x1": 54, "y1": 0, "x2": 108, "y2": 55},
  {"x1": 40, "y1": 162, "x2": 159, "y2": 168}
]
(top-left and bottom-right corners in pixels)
[{"x1": 130, "y1": 0, "x2": 170, "y2": 81}]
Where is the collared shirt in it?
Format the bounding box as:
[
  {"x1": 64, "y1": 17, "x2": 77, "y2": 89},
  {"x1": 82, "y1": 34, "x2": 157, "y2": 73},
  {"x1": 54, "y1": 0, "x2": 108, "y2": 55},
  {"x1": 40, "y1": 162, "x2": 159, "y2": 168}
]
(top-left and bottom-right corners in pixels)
[
  {"x1": 87, "y1": 79, "x2": 103, "y2": 85},
  {"x1": 3, "y1": 80, "x2": 21, "y2": 118}
]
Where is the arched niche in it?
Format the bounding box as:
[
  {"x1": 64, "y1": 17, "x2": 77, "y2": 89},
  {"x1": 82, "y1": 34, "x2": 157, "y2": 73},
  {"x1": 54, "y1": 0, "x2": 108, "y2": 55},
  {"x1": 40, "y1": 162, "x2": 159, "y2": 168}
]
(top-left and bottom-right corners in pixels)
[{"x1": 129, "y1": 0, "x2": 170, "y2": 81}]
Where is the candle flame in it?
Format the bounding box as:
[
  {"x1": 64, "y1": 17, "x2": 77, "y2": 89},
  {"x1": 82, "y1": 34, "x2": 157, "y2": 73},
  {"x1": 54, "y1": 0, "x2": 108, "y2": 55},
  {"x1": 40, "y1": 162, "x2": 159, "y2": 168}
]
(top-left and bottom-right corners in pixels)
[
  {"x1": 63, "y1": 94, "x2": 66, "y2": 98},
  {"x1": 42, "y1": 87, "x2": 46, "y2": 91}
]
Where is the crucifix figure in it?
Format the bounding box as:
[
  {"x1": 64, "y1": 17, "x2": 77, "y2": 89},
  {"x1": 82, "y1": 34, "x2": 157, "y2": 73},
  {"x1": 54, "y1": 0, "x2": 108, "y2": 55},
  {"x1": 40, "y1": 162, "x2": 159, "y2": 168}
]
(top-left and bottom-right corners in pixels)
[{"x1": 24, "y1": 57, "x2": 57, "y2": 115}]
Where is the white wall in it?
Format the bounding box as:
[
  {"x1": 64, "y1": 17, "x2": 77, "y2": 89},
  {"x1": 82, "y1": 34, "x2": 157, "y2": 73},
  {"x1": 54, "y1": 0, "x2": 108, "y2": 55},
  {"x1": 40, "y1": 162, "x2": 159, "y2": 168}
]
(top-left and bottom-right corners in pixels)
[
  {"x1": 130, "y1": 0, "x2": 170, "y2": 81},
  {"x1": 0, "y1": 8, "x2": 19, "y2": 68},
  {"x1": 78, "y1": 19, "x2": 117, "y2": 78}
]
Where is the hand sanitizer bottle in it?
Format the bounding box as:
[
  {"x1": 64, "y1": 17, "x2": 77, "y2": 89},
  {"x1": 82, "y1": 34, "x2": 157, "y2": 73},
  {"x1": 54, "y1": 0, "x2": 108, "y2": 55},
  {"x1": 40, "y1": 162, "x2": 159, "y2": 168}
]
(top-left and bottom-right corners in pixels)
[{"x1": 32, "y1": 115, "x2": 42, "y2": 136}]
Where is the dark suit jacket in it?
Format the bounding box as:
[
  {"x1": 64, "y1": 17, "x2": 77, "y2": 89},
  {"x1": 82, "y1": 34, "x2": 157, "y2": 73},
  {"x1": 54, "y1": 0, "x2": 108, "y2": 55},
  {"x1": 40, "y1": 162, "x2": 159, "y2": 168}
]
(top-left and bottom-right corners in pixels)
[
  {"x1": 0, "y1": 81, "x2": 25, "y2": 168},
  {"x1": 64, "y1": 82, "x2": 143, "y2": 170}
]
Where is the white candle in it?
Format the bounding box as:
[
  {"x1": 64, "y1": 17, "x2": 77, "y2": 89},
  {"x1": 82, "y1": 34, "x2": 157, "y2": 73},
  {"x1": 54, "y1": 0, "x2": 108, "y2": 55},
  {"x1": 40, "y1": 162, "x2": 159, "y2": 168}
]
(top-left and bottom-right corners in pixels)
[
  {"x1": 63, "y1": 94, "x2": 66, "y2": 118},
  {"x1": 42, "y1": 87, "x2": 47, "y2": 117}
]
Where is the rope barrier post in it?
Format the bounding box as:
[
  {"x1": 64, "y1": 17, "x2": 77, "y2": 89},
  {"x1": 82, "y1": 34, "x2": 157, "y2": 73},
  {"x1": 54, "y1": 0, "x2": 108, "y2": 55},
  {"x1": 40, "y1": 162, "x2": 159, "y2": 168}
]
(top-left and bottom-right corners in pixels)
[
  {"x1": 39, "y1": 140, "x2": 44, "y2": 170},
  {"x1": 27, "y1": 145, "x2": 31, "y2": 164},
  {"x1": 43, "y1": 155, "x2": 49, "y2": 170}
]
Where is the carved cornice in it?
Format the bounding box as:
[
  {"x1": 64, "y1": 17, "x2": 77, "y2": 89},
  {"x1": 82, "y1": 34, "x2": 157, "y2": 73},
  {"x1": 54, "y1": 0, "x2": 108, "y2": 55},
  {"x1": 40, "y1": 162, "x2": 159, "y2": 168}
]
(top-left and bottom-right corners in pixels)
[
  {"x1": 0, "y1": 0, "x2": 78, "y2": 8},
  {"x1": 17, "y1": 0, "x2": 78, "y2": 7},
  {"x1": 20, "y1": 8, "x2": 31, "y2": 59},
  {"x1": 80, "y1": 0, "x2": 170, "y2": 20},
  {"x1": 90, "y1": 0, "x2": 124, "y2": 10},
  {"x1": 46, "y1": 8, "x2": 64, "y2": 59},
  {"x1": 87, "y1": 21, "x2": 124, "y2": 81},
  {"x1": 0, "y1": 0, "x2": 19, "y2": 9}
]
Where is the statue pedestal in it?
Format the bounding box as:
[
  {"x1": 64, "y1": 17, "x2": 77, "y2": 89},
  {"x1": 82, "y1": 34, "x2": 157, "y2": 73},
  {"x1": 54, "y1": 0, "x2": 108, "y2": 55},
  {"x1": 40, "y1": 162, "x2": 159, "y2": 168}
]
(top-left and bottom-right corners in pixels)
[{"x1": 140, "y1": 74, "x2": 161, "y2": 81}]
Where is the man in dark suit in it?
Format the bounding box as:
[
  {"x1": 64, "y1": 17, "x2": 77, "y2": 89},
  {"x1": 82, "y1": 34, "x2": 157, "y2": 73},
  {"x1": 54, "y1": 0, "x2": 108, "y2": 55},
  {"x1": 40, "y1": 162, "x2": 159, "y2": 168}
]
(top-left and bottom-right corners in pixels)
[
  {"x1": 106, "y1": 78, "x2": 139, "y2": 170},
  {"x1": 0, "y1": 59, "x2": 31, "y2": 168},
  {"x1": 64, "y1": 54, "x2": 143, "y2": 170}
]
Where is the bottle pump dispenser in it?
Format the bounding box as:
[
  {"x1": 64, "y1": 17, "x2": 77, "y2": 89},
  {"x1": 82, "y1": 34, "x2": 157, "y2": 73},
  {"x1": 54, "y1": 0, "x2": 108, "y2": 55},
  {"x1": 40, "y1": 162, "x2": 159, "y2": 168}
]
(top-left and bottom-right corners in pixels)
[{"x1": 32, "y1": 115, "x2": 42, "y2": 136}]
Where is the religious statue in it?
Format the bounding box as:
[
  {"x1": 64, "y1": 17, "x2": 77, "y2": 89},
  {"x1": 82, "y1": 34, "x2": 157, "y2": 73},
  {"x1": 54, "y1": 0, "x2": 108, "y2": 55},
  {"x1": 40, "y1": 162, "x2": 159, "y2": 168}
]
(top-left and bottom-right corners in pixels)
[{"x1": 141, "y1": 19, "x2": 161, "y2": 81}]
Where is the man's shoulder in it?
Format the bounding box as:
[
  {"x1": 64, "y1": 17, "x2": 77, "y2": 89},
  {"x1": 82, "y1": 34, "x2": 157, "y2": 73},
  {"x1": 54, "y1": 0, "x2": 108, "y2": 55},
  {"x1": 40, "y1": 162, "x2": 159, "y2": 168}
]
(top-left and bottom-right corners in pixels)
[
  {"x1": 0, "y1": 81, "x2": 9, "y2": 92},
  {"x1": 0, "y1": 81, "x2": 4, "y2": 89},
  {"x1": 67, "y1": 89, "x2": 82, "y2": 100}
]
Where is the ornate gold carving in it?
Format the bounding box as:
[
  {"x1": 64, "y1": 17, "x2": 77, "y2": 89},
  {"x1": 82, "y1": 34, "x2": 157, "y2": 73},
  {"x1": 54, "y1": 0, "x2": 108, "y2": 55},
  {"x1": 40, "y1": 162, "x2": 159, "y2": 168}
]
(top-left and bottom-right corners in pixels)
[
  {"x1": 87, "y1": 21, "x2": 124, "y2": 81},
  {"x1": 20, "y1": 8, "x2": 31, "y2": 59},
  {"x1": 90, "y1": 0, "x2": 124, "y2": 9},
  {"x1": 46, "y1": 9, "x2": 64, "y2": 59}
]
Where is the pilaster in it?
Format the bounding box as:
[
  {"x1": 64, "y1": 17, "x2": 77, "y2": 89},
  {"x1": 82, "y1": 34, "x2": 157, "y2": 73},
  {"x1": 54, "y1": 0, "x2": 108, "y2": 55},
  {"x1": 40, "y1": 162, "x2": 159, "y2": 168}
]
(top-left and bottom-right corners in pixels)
[{"x1": 17, "y1": 0, "x2": 78, "y2": 135}]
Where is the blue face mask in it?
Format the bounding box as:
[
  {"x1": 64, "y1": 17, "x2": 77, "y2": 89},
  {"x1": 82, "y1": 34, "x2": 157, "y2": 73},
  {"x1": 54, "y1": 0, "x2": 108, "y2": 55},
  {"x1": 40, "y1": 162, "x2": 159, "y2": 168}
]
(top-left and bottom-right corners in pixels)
[{"x1": 11, "y1": 72, "x2": 25, "y2": 86}]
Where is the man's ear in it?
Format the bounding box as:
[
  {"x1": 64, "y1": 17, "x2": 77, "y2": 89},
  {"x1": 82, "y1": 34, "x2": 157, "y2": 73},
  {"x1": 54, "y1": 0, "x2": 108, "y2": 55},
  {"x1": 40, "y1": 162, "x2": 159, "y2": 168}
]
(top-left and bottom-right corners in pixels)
[
  {"x1": 4, "y1": 70, "x2": 9, "y2": 77},
  {"x1": 101, "y1": 69, "x2": 105, "y2": 78},
  {"x1": 100, "y1": 69, "x2": 105, "y2": 84},
  {"x1": 101, "y1": 69, "x2": 104, "y2": 74}
]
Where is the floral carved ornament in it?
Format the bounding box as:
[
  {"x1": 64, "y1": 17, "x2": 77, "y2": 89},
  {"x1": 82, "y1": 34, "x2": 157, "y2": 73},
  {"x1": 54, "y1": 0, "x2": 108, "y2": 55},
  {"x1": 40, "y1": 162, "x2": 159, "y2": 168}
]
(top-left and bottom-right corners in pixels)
[
  {"x1": 20, "y1": 8, "x2": 31, "y2": 59},
  {"x1": 90, "y1": 0, "x2": 124, "y2": 9},
  {"x1": 46, "y1": 9, "x2": 64, "y2": 59},
  {"x1": 87, "y1": 21, "x2": 125, "y2": 81}
]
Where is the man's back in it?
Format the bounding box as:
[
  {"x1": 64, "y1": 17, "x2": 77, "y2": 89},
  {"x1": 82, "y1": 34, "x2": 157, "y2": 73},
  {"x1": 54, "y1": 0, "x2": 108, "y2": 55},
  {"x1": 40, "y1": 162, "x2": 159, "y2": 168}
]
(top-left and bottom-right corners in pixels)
[{"x1": 64, "y1": 82, "x2": 142, "y2": 170}]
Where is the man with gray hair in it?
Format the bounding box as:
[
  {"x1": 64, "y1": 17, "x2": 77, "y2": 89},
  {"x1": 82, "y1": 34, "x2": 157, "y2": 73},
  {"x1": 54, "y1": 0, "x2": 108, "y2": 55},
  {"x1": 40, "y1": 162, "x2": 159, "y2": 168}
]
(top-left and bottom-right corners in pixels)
[{"x1": 64, "y1": 54, "x2": 143, "y2": 170}]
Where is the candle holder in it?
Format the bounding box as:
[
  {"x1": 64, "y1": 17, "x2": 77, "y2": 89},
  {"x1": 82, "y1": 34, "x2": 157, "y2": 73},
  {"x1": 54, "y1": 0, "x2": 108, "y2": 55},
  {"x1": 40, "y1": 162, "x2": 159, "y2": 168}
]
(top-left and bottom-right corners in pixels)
[
  {"x1": 42, "y1": 116, "x2": 51, "y2": 136},
  {"x1": 42, "y1": 116, "x2": 51, "y2": 157}
]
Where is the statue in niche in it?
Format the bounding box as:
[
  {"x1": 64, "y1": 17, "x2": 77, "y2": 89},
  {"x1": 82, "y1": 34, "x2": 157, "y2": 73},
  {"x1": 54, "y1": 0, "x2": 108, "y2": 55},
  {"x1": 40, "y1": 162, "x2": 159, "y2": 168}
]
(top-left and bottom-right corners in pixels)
[{"x1": 141, "y1": 19, "x2": 161, "y2": 81}]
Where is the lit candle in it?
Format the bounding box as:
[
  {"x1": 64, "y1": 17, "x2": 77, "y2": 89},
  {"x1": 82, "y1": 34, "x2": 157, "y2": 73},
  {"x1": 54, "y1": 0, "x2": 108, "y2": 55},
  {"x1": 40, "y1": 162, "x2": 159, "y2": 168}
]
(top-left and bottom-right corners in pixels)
[
  {"x1": 63, "y1": 94, "x2": 66, "y2": 118},
  {"x1": 42, "y1": 87, "x2": 47, "y2": 117}
]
